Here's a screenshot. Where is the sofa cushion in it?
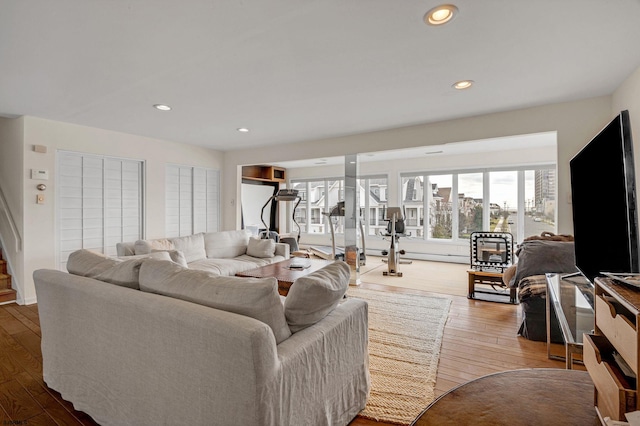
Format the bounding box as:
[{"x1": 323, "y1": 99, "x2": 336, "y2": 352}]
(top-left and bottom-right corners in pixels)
[
  {"x1": 92, "y1": 258, "x2": 152, "y2": 289},
  {"x1": 284, "y1": 261, "x2": 350, "y2": 333},
  {"x1": 134, "y1": 238, "x2": 175, "y2": 255},
  {"x1": 246, "y1": 237, "x2": 275, "y2": 258},
  {"x1": 67, "y1": 249, "x2": 172, "y2": 289},
  {"x1": 204, "y1": 230, "x2": 250, "y2": 259},
  {"x1": 139, "y1": 259, "x2": 292, "y2": 343},
  {"x1": 67, "y1": 249, "x2": 121, "y2": 276},
  {"x1": 170, "y1": 233, "x2": 207, "y2": 263},
  {"x1": 512, "y1": 240, "x2": 577, "y2": 287},
  {"x1": 152, "y1": 249, "x2": 188, "y2": 268},
  {"x1": 188, "y1": 254, "x2": 285, "y2": 276}
]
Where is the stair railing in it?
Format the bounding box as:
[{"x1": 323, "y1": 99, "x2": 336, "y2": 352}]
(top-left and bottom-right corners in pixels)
[{"x1": 0, "y1": 184, "x2": 22, "y2": 252}]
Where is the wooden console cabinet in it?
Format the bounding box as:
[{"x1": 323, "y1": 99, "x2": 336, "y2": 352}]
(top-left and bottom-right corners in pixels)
[{"x1": 584, "y1": 277, "x2": 639, "y2": 421}]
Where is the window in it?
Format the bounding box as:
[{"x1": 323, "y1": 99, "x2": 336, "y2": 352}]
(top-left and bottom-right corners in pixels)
[
  {"x1": 525, "y1": 168, "x2": 556, "y2": 239},
  {"x1": 401, "y1": 166, "x2": 555, "y2": 243},
  {"x1": 58, "y1": 152, "x2": 143, "y2": 270},
  {"x1": 402, "y1": 176, "x2": 424, "y2": 237},
  {"x1": 166, "y1": 165, "x2": 219, "y2": 237},
  {"x1": 458, "y1": 173, "x2": 483, "y2": 238},
  {"x1": 308, "y1": 180, "x2": 325, "y2": 233},
  {"x1": 428, "y1": 174, "x2": 453, "y2": 239},
  {"x1": 290, "y1": 175, "x2": 388, "y2": 236},
  {"x1": 364, "y1": 177, "x2": 388, "y2": 236},
  {"x1": 292, "y1": 181, "x2": 307, "y2": 233}
]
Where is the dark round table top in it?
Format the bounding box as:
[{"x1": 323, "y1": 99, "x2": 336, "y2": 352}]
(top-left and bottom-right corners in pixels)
[{"x1": 412, "y1": 368, "x2": 598, "y2": 425}]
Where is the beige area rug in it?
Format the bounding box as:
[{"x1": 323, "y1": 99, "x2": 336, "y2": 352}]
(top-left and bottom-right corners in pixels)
[{"x1": 347, "y1": 287, "x2": 452, "y2": 425}]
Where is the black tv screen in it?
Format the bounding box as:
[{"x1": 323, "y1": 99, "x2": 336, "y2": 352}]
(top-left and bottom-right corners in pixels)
[{"x1": 570, "y1": 110, "x2": 639, "y2": 283}]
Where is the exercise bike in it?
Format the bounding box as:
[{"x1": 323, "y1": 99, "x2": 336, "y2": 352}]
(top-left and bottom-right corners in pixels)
[{"x1": 380, "y1": 207, "x2": 412, "y2": 277}]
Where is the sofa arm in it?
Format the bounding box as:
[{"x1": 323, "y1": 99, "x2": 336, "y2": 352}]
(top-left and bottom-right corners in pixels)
[
  {"x1": 275, "y1": 242, "x2": 290, "y2": 259},
  {"x1": 503, "y1": 264, "x2": 517, "y2": 287},
  {"x1": 267, "y1": 298, "x2": 369, "y2": 425}
]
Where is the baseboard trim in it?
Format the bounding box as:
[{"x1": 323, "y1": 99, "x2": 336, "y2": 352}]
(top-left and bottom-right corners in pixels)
[{"x1": 16, "y1": 296, "x2": 37, "y2": 306}]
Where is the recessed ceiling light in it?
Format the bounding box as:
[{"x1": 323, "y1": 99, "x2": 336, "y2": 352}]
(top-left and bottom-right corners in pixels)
[
  {"x1": 237, "y1": 128, "x2": 250, "y2": 133},
  {"x1": 452, "y1": 80, "x2": 474, "y2": 90},
  {"x1": 424, "y1": 4, "x2": 458, "y2": 26},
  {"x1": 153, "y1": 104, "x2": 172, "y2": 111},
  {"x1": 425, "y1": 150, "x2": 444, "y2": 155}
]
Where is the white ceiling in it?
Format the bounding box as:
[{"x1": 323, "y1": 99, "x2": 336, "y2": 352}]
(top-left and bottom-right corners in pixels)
[{"x1": 1, "y1": 1, "x2": 639, "y2": 152}]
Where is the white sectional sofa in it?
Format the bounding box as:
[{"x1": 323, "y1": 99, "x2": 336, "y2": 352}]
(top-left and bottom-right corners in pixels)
[
  {"x1": 116, "y1": 230, "x2": 290, "y2": 275},
  {"x1": 34, "y1": 251, "x2": 370, "y2": 426}
]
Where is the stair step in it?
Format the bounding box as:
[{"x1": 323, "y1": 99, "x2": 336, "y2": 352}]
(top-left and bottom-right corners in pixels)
[
  {"x1": 0, "y1": 273, "x2": 11, "y2": 290},
  {"x1": 0, "y1": 288, "x2": 16, "y2": 304},
  {"x1": 0, "y1": 259, "x2": 6, "y2": 275}
]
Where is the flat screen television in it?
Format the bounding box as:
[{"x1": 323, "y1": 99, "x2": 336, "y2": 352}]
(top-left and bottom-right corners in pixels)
[{"x1": 570, "y1": 110, "x2": 639, "y2": 283}]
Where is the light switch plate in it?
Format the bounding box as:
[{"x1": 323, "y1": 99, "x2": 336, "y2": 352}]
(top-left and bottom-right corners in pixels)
[{"x1": 31, "y1": 169, "x2": 49, "y2": 180}]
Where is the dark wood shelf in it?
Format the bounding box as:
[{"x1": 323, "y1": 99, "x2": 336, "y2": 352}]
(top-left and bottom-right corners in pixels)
[{"x1": 242, "y1": 165, "x2": 286, "y2": 182}]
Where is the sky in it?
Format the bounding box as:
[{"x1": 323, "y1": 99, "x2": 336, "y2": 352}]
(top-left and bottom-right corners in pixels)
[{"x1": 430, "y1": 171, "x2": 537, "y2": 210}]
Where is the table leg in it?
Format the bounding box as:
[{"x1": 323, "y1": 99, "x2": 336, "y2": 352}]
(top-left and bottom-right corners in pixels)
[
  {"x1": 546, "y1": 280, "x2": 552, "y2": 361},
  {"x1": 468, "y1": 272, "x2": 475, "y2": 299}
]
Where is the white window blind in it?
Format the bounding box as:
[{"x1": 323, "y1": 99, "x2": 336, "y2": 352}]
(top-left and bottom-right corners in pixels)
[
  {"x1": 58, "y1": 152, "x2": 143, "y2": 270},
  {"x1": 166, "y1": 165, "x2": 219, "y2": 238}
]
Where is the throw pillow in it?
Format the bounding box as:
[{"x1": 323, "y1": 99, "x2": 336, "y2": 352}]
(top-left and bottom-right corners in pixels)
[
  {"x1": 246, "y1": 237, "x2": 275, "y2": 258},
  {"x1": 512, "y1": 240, "x2": 577, "y2": 286},
  {"x1": 170, "y1": 233, "x2": 207, "y2": 263},
  {"x1": 139, "y1": 259, "x2": 292, "y2": 344},
  {"x1": 134, "y1": 238, "x2": 175, "y2": 255},
  {"x1": 284, "y1": 261, "x2": 350, "y2": 333},
  {"x1": 151, "y1": 249, "x2": 188, "y2": 268}
]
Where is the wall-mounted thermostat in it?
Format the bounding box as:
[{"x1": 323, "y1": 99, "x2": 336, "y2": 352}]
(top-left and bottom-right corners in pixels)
[{"x1": 31, "y1": 169, "x2": 49, "y2": 180}]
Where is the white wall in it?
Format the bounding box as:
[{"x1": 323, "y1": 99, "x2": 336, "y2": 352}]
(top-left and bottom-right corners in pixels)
[
  {"x1": 0, "y1": 117, "x2": 25, "y2": 297},
  {"x1": 612, "y1": 65, "x2": 640, "y2": 202},
  {"x1": 14, "y1": 116, "x2": 224, "y2": 304},
  {"x1": 224, "y1": 96, "x2": 613, "y2": 238}
]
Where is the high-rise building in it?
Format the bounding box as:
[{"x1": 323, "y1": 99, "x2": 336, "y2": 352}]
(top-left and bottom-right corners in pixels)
[{"x1": 535, "y1": 169, "x2": 556, "y2": 213}]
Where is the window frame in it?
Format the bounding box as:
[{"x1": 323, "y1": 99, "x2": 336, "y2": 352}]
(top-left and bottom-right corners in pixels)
[{"x1": 400, "y1": 164, "x2": 556, "y2": 243}]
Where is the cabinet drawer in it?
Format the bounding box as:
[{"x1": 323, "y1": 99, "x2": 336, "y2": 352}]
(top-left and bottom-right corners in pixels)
[
  {"x1": 584, "y1": 334, "x2": 636, "y2": 421},
  {"x1": 596, "y1": 294, "x2": 638, "y2": 374}
]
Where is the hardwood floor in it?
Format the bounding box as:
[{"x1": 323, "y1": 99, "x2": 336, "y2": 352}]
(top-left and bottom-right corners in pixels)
[
  {"x1": 0, "y1": 260, "x2": 576, "y2": 425},
  {"x1": 0, "y1": 303, "x2": 98, "y2": 425}
]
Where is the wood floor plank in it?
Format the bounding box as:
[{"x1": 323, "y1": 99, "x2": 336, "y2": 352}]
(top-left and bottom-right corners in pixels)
[
  {"x1": 31, "y1": 390, "x2": 84, "y2": 426},
  {"x1": 0, "y1": 379, "x2": 43, "y2": 421},
  {"x1": 0, "y1": 308, "x2": 29, "y2": 336},
  {"x1": 12, "y1": 330, "x2": 43, "y2": 361},
  {"x1": 21, "y1": 412, "x2": 58, "y2": 426},
  {"x1": 0, "y1": 326, "x2": 43, "y2": 378},
  {"x1": 4, "y1": 305, "x2": 41, "y2": 336}
]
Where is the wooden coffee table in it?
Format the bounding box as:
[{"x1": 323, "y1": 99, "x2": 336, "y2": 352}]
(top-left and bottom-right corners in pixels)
[
  {"x1": 411, "y1": 369, "x2": 595, "y2": 425},
  {"x1": 236, "y1": 258, "x2": 334, "y2": 296}
]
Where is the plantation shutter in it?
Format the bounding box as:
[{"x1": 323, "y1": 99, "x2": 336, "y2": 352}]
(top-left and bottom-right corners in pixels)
[
  {"x1": 165, "y1": 165, "x2": 219, "y2": 238},
  {"x1": 58, "y1": 152, "x2": 143, "y2": 270}
]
